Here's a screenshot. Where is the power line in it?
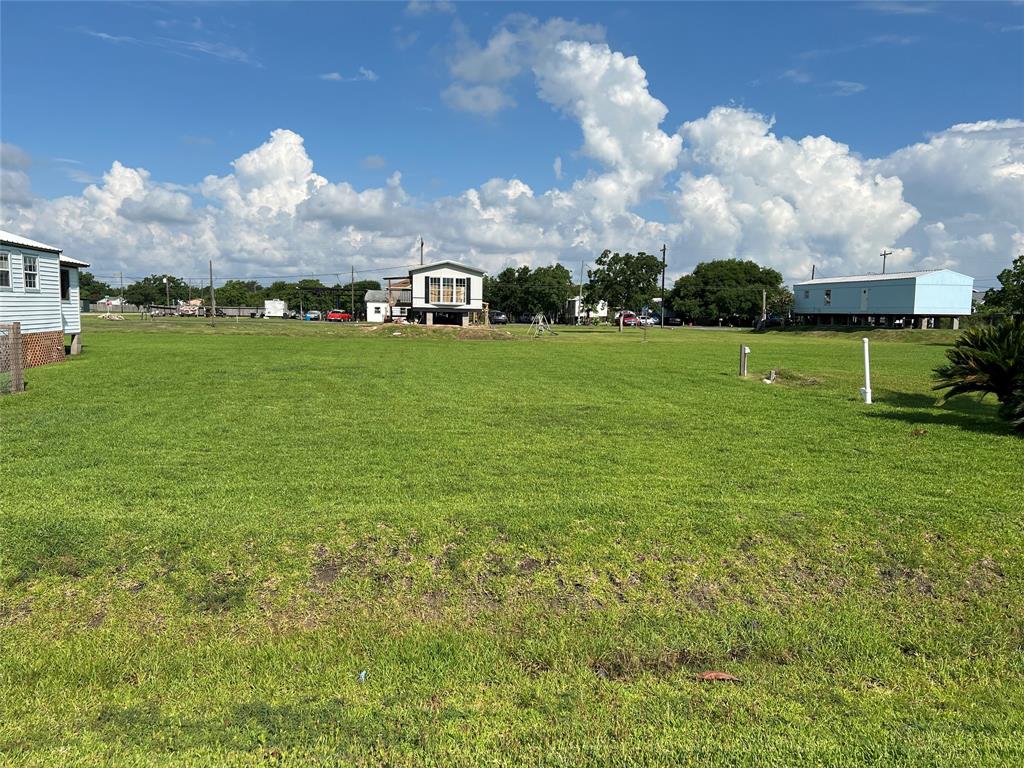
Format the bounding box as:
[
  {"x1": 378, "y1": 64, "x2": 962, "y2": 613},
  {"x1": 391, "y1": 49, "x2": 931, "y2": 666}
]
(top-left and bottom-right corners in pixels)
[{"x1": 86, "y1": 261, "x2": 426, "y2": 283}]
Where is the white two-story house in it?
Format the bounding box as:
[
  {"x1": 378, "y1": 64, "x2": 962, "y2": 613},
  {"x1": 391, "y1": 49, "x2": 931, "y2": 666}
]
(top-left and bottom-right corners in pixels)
[
  {"x1": 385, "y1": 260, "x2": 485, "y2": 326},
  {"x1": 0, "y1": 230, "x2": 88, "y2": 367}
]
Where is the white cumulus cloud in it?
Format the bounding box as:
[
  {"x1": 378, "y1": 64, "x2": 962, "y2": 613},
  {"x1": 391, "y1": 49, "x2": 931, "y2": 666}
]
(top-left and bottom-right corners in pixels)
[
  {"x1": 674, "y1": 107, "x2": 921, "y2": 279},
  {"x1": 1, "y1": 17, "x2": 1019, "y2": 288}
]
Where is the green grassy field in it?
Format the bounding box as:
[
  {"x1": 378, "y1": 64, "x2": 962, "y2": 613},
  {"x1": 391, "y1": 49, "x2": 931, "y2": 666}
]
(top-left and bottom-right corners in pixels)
[{"x1": 1, "y1": 317, "x2": 1022, "y2": 766}]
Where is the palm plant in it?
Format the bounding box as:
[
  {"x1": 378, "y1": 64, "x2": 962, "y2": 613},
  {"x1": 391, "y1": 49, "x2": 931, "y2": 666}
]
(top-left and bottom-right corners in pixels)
[{"x1": 933, "y1": 319, "x2": 1024, "y2": 432}]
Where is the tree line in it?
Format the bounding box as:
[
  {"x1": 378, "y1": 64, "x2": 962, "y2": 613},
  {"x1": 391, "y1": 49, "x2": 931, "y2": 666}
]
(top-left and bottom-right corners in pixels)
[
  {"x1": 79, "y1": 252, "x2": 804, "y2": 325},
  {"x1": 483, "y1": 251, "x2": 792, "y2": 326},
  {"x1": 79, "y1": 274, "x2": 383, "y2": 316}
]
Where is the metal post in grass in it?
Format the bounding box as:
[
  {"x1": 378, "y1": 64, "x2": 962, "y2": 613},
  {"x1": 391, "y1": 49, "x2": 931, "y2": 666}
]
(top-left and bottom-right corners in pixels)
[
  {"x1": 861, "y1": 337, "x2": 872, "y2": 404},
  {"x1": 739, "y1": 344, "x2": 750, "y2": 377}
]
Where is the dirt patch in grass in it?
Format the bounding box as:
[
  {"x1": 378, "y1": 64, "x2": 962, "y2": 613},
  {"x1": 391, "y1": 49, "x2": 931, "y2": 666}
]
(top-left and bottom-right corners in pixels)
[
  {"x1": 773, "y1": 368, "x2": 823, "y2": 387},
  {"x1": 965, "y1": 556, "x2": 1005, "y2": 595},
  {"x1": 590, "y1": 647, "x2": 715, "y2": 681},
  {"x1": 362, "y1": 324, "x2": 515, "y2": 341},
  {"x1": 310, "y1": 545, "x2": 341, "y2": 588},
  {"x1": 187, "y1": 571, "x2": 250, "y2": 613},
  {"x1": 878, "y1": 563, "x2": 935, "y2": 597},
  {"x1": 517, "y1": 557, "x2": 543, "y2": 575},
  {"x1": 457, "y1": 327, "x2": 515, "y2": 341}
]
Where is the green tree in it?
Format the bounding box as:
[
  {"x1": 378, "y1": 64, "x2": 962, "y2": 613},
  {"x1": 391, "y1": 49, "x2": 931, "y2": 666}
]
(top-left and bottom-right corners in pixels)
[
  {"x1": 669, "y1": 259, "x2": 791, "y2": 326},
  {"x1": 933, "y1": 319, "x2": 1024, "y2": 433},
  {"x1": 484, "y1": 266, "x2": 530, "y2": 319},
  {"x1": 524, "y1": 264, "x2": 573, "y2": 318},
  {"x1": 123, "y1": 274, "x2": 190, "y2": 307},
  {"x1": 585, "y1": 250, "x2": 663, "y2": 330},
  {"x1": 982, "y1": 254, "x2": 1024, "y2": 316},
  {"x1": 216, "y1": 280, "x2": 264, "y2": 308},
  {"x1": 77, "y1": 272, "x2": 113, "y2": 302}
]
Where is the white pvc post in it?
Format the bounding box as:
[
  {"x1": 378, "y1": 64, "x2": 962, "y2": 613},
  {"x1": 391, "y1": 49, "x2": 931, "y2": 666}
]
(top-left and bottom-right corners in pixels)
[{"x1": 861, "y1": 337, "x2": 872, "y2": 404}]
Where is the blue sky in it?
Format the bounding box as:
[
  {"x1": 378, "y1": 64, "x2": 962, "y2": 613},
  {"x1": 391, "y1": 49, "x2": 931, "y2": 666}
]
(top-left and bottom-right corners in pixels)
[{"x1": 1, "y1": 1, "x2": 1022, "y2": 285}]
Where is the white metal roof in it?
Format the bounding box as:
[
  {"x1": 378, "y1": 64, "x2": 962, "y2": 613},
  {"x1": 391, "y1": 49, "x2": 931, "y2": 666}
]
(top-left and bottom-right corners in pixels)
[
  {"x1": 60, "y1": 254, "x2": 90, "y2": 268},
  {"x1": 794, "y1": 270, "x2": 947, "y2": 286},
  {"x1": 0, "y1": 229, "x2": 62, "y2": 254},
  {"x1": 409, "y1": 259, "x2": 486, "y2": 275}
]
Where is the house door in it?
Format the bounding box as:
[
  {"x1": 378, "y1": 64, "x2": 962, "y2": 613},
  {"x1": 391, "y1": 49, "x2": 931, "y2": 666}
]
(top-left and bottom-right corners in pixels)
[{"x1": 860, "y1": 288, "x2": 869, "y2": 311}]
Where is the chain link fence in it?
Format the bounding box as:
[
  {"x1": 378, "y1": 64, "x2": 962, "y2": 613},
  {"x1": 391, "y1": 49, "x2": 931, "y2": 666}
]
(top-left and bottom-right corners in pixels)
[{"x1": 0, "y1": 322, "x2": 25, "y2": 394}]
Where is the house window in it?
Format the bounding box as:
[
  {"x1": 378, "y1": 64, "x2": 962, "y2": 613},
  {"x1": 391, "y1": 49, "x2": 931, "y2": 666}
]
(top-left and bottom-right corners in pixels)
[
  {"x1": 61, "y1": 269, "x2": 71, "y2": 301},
  {"x1": 455, "y1": 277, "x2": 467, "y2": 303},
  {"x1": 803, "y1": 289, "x2": 810, "y2": 299},
  {"x1": 397, "y1": 307, "x2": 408, "y2": 316},
  {"x1": 442, "y1": 277, "x2": 454, "y2": 302},
  {"x1": 373, "y1": 305, "x2": 381, "y2": 315},
  {"x1": 24, "y1": 255, "x2": 38, "y2": 290},
  {"x1": 824, "y1": 289, "x2": 832, "y2": 306},
  {"x1": 429, "y1": 277, "x2": 441, "y2": 302},
  {"x1": 0, "y1": 253, "x2": 9, "y2": 289}
]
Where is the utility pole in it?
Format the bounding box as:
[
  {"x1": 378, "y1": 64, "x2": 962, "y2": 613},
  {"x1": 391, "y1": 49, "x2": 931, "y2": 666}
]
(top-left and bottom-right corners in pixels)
[
  {"x1": 577, "y1": 259, "x2": 584, "y2": 325},
  {"x1": 811, "y1": 264, "x2": 816, "y2": 280},
  {"x1": 660, "y1": 243, "x2": 667, "y2": 328},
  {"x1": 119, "y1": 271, "x2": 124, "y2": 309},
  {"x1": 761, "y1": 288, "x2": 768, "y2": 324},
  {"x1": 351, "y1": 265, "x2": 356, "y2": 320},
  {"x1": 164, "y1": 276, "x2": 170, "y2": 310},
  {"x1": 209, "y1": 260, "x2": 216, "y2": 327},
  {"x1": 420, "y1": 237, "x2": 424, "y2": 266},
  {"x1": 881, "y1": 249, "x2": 892, "y2": 274}
]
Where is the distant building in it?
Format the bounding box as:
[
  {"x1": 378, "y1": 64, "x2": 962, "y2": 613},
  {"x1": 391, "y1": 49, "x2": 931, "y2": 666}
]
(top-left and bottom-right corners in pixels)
[
  {"x1": 94, "y1": 296, "x2": 129, "y2": 309},
  {"x1": 364, "y1": 289, "x2": 390, "y2": 323},
  {"x1": 0, "y1": 230, "x2": 88, "y2": 366},
  {"x1": 792, "y1": 269, "x2": 974, "y2": 328},
  {"x1": 384, "y1": 260, "x2": 485, "y2": 326},
  {"x1": 564, "y1": 295, "x2": 609, "y2": 324}
]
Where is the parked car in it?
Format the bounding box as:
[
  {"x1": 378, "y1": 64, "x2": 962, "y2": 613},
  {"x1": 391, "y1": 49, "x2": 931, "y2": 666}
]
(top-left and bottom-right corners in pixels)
[
  {"x1": 639, "y1": 314, "x2": 659, "y2": 326},
  {"x1": 489, "y1": 310, "x2": 508, "y2": 325},
  {"x1": 765, "y1": 314, "x2": 786, "y2": 327},
  {"x1": 304, "y1": 310, "x2": 322, "y2": 321},
  {"x1": 622, "y1": 314, "x2": 641, "y2": 327},
  {"x1": 326, "y1": 309, "x2": 353, "y2": 322},
  {"x1": 664, "y1": 316, "x2": 684, "y2": 326}
]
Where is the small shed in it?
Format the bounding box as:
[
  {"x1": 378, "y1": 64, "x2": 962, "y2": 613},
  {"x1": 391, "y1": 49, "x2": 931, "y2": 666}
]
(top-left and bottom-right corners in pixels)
[
  {"x1": 364, "y1": 290, "x2": 390, "y2": 323},
  {"x1": 792, "y1": 269, "x2": 974, "y2": 328},
  {"x1": 0, "y1": 230, "x2": 89, "y2": 366}
]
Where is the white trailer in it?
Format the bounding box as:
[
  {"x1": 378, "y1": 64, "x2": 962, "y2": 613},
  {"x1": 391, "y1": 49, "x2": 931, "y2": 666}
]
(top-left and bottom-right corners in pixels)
[{"x1": 264, "y1": 299, "x2": 288, "y2": 318}]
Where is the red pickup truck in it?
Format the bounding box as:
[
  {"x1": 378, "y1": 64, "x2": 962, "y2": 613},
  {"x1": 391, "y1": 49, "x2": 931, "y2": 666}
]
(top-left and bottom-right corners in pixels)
[{"x1": 326, "y1": 309, "x2": 353, "y2": 322}]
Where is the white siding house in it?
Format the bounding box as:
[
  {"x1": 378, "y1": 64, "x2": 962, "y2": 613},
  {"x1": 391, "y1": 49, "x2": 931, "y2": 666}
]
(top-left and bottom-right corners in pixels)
[
  {"x1": 406, "y1": 261, "x2": 485, "y2": 326},
  {"x1": 565, "y1": 296, "x2": 609, "y2": 323},
  {"x1": 0, "y1": 230, "x2": 88, "y2": 366}
]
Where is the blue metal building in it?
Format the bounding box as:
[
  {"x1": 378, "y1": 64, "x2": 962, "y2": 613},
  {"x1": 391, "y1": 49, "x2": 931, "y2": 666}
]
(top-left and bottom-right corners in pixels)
[{"x1": 792, "y1": 269, "x2": 974, "y2": 328}]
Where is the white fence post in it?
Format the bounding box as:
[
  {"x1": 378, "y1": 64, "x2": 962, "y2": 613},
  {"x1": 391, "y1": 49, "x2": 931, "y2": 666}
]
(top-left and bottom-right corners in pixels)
[{"x1": 861, "y1": 337, "x2": 872, "y2": 404}]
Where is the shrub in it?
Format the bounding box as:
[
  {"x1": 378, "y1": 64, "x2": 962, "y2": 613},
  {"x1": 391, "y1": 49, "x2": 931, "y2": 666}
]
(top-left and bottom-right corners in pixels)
[{"x1": 933, "y1": 319, "x2": 1024, "y2": 432}]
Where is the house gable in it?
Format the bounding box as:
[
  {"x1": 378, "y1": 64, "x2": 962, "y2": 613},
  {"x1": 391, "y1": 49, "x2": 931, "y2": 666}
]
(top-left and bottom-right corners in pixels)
[{"x1": 409, "y1": 262, "x2": 484, "y2": 312}]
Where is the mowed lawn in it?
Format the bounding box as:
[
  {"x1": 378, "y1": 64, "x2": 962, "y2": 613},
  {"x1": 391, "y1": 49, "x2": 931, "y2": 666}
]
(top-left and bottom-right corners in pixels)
[{"x1": 1, "y1": 317, "x2": 1022, "y2": 767}]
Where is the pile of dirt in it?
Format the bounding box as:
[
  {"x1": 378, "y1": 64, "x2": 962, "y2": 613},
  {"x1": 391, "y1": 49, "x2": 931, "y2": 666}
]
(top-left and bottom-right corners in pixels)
[
  {"x1": 456, "y1": 326, "x2": 515, "y2": 340},
  {"x1": 773, "y1": 368, "x2": 823, "y2": 387},
  {"x1": 361, "y1": 324, "x2": 515, "y2": 340}
]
